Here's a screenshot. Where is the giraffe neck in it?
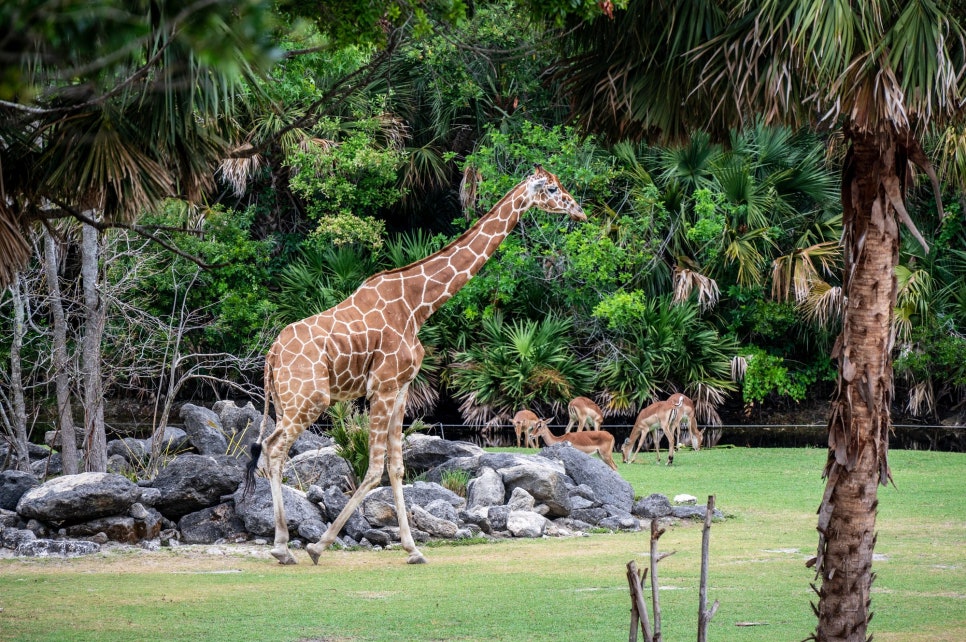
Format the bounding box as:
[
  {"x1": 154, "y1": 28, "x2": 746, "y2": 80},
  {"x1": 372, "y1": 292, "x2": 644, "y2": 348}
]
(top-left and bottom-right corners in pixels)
[{"x1": 388, "y1": 178, "x2": 531, "y2": 325}]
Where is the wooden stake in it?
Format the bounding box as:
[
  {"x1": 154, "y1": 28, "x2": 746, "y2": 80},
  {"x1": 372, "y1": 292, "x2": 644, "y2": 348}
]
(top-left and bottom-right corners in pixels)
[
  {"x1": 650, "y1": 518, "x2": 665, "y2": 642},
  {"x1": 698, "y1": 495, "x2": 720, "y2": 642},
  {"x1": 626, "y1": 560, "x2": 653, "y2": 642}
]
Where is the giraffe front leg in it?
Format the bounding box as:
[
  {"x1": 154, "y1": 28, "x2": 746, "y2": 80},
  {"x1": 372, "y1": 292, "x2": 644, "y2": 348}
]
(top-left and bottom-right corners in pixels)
[
  {"x1": 384, "y1": 384, "x2": 426, "y2": 564},
  {"x1": 306, "y1": 396, "x2": 395, "y2": 564}
]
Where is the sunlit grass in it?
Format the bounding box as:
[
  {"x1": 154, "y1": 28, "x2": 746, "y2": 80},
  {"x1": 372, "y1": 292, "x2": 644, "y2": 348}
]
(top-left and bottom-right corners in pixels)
[{"x1": 0, "y1": 447, "x2": 963, "y2": 641}]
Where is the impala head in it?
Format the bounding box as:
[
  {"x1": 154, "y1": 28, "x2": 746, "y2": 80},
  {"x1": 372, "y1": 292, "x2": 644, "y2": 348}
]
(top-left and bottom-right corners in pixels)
[
  {"x1": 685, "y1": 422, "x2": 704, "y2": 451},
  {"x1": 620, "y1": 438, "x2": 633, "y2": 463},
  {"x1": 525, "y1": 165, "x2": 586, "y2": 222}
]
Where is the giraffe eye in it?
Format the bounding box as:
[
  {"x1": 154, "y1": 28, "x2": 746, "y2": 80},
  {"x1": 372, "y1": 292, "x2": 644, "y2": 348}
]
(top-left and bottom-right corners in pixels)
[{"x1": 548, "y1": 186, "x2": 558, "y2": 193}]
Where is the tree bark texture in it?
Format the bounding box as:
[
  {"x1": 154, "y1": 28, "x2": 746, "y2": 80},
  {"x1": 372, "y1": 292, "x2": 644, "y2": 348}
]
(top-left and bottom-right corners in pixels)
[
  {"x1": 43, "y1": 230, "x2": 79, "y2": 475},
  {"x1": 81, "y1": 223, "x2": 108, "y2": 472},
  {"x1": 813, "y1": 129, "x2": 900, "y2": 641},
  {"x1": 5, "y1": 275, "x2": 31, "y2": 471}
]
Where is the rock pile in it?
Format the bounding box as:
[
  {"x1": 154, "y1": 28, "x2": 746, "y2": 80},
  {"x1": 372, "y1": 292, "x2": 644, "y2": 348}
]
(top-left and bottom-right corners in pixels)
[{"x1": 0, "y1": 402, "x2": 723, "y2": 558}]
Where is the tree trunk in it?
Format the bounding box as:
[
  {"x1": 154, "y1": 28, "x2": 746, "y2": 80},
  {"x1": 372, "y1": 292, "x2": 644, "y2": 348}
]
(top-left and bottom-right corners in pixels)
[
  {"x1": 43, "y1": 230, "x2": 80, "y2": 475},
  {"x1": 80, "y1": 223, "x2": 108, "y2": 472},
  {"x1": 4, "y1": 274, "x2": 32, "y2": 472},
  {"x1": 813, "y1": 129, "x2": 898, "y2": 641}
]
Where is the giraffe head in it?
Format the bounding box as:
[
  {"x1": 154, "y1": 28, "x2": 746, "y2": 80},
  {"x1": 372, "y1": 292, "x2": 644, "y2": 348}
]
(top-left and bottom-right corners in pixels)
[{"x1": 525, "y1": 165, "x2": 586, "y2": 221}]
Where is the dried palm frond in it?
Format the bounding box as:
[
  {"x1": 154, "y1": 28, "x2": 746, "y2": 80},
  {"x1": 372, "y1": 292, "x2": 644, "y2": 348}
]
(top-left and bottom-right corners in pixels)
[
  {"x1": 217, "y1": 143, "x2": 264, "y2": 197},
  {"x1": 906, "y1": 380, "x2": 935, "y2": 417},
  {"x1": 459, "y1": 165, "x2": 482, "y2": 219},
  {"x1": 377, "y1": 113, "x2": 410, "y2": 151},
  {"x1": 731, "y1": 355, "x2": 748, "y2": 382},
  {"x1": 0, "y1": 203, "x2": 31, "y2": 290},
  {"x1": 691, "y1": 383, "x2": 725, "y2": 426},
  {"x1": 801, "y1": 280, "x2": 843, "y2": 327},
  {"x1": 673, "y1": 266, "x2": 720, "y2": 311},
  {"x1": 771, "y1": 241, "x2": 840, "y2": 303}
]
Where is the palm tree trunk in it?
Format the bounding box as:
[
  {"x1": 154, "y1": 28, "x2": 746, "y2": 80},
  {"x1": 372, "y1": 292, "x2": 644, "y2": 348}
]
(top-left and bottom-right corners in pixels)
[{"x1": 813, "y1": 129, "x2": 898, "y2": 641}]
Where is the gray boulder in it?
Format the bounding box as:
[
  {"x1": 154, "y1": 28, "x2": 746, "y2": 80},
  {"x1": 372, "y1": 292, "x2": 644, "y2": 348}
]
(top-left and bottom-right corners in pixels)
[
  {"x1": 671, "y1": 505, "x2": 724, "y2": 520},
  {"x1": 320, "y1": 486, "x2": 370, "y2": 540},
  {"x1": 290, "y1": 431, "x2": 332, "y2": 456},
  {"x1": 507, "y1": 510, "x2": 548, "y2": 538},
  {"x1": 500, "y1": 460, "x2": 571, "y2": 517},
  {"x1": 178, "y1": 502, "x2": 247, "y2": 544},
  {"x1": 232, "y1": 477, "x2": 325, "y2": 538},
  {"x1": 1, "y1": 526, "x2": 36, "y2": 550},
  {"x1": 466, "y1": 467, "x2": 504, "y2": 511},
  {"x1": 30, "y1": 452, "x2": 64, "y2": 477},
  {"x1": 66, "y1": 506, "x2": 163, "y2": 543},
  {"x1": 144, "y1": 426, "x2": 191, "y2": 456},
  {"x1": 213, "y1": 400, "x2": 267, "y2": 453},
  {"x1": 16, "y1": 538, "x2": 101, "y2": 557},
  {"x1": 283, "y1": 447, "x2": 353, "y2": 491},
  {"x1": 179, "y1": 403, "x2": 228, "y2": 455},
  {"x1": 149, "y1": 453, "x2": 245, "y2": 520},
  {"x1": 16, "y1": 472, "x2": 141, "y2": 524},
  {"x1": 410, "y1": 504, "x2": 459, "y2": 539},
  {"x1": 633, "y1": 493, "x2": 673, "y2": 518},
  {"x1": 402, "y1": 434, "x2": 485, "y2": 474},
  {"x1": 107, "y1": 437, "x2": 149, "y2": 465},
  {"x1": 539, "y1": 443, "x2": 634, "y2": 511},
  {"x1": 0, "y1": 469, "x2": 39, "y2": 511}
]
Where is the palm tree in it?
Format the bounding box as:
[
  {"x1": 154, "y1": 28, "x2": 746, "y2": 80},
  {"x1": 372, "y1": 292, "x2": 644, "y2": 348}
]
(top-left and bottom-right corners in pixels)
[
  {"x1": 448, "y1": 314, "x2": 596, "y2": 427},
  {"x1": 0, "y1": 2, "x2": 277, "y2": 287},
  {"x1": 556, "y1": 2, "x2": 966, "y2": 639}
]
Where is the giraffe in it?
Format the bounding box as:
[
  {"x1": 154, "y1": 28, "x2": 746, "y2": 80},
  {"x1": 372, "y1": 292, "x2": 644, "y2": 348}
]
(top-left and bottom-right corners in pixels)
[{"x1": 244, "y1": 165, "x2": 585, "y2": 565}]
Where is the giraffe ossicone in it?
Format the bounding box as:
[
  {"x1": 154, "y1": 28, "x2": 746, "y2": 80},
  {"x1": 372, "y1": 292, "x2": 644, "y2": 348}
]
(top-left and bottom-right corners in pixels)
[{"x1": 244, "y1": 165, "x2": 585, "y2": 565}]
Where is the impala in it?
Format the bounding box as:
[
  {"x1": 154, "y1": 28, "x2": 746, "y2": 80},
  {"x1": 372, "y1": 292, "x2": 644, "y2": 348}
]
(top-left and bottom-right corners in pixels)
[
  {"x1": 564, "y1": 396, "x2": 604, "y2": 433},
  {"x1": 671, "y1": 393, "x2": 703, "y2": 451},
  {"x1": 622, "y1": 396, "x2": 687, "y2": 465},
  {"x1": 511, "y1": 409, "x2": 542, "y2": 448},
  {"x1": 533, "y1": 421, "x2": 619, "y2": 471}
]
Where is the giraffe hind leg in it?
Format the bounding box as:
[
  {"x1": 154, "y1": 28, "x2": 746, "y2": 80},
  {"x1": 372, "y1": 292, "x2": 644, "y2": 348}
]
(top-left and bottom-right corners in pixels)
[{"x1": 262, "y1": 425, "x2": 299, "y2": 564}]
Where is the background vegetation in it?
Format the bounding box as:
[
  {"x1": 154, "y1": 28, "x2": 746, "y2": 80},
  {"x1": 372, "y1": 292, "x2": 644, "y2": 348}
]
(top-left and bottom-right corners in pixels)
[{"x1": 2, "y1": 1, "x2": 965, "y2": 444}]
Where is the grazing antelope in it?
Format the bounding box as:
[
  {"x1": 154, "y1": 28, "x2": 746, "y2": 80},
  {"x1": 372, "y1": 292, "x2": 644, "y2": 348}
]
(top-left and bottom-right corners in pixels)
[
  {"x1": 511, "y1": 409, "x2": 543, "y2": 448},
  {"x1": 621, "y1": 396, "x2": 686, "y2": 465},
  {"x1": 670, "y1": 393, "x2": 703, "y2": 451},
  {"x1": 565, "y1": 396, "x2": 604, "y2": 433},
  {"x1": 533, "y1": 422, "x2": 619, "y2": 471}
]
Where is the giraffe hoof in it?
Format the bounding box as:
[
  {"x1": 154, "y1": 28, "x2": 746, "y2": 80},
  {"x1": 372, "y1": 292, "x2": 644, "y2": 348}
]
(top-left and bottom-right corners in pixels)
[
  {"x1": 271, "y1": 547, "x2": 298, "y2": 565},
  {"x1": 407, "y1": 552, "x2": 428, "y2": 564}
]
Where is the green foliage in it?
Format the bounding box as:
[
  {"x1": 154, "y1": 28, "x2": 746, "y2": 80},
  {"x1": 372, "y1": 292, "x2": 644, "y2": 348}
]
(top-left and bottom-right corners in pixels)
[
  {"x1": 448, "y1": 314, "x2": 595, "y2": 424},
  {"x1": 741, "y1": 347, "x2": 835, "y2": 405},
  {"x1": 328, "y1": 403, "x2": 372, "y2": 484},
  {"x1": 594, "y1": 295, "x2": 736, "y2": 411},
  {"x1": 285, "y1": 115, "x2": 404, "y2": 248},
  {"x1": 129, "y1": 202, "x2": 276, "y2": 354},
  {"x1": 439, "y1": 468, "x2": 471, "y2": 497},
  {"x1": 894, "y1": 323, "x2": 966, "y2": 388}
]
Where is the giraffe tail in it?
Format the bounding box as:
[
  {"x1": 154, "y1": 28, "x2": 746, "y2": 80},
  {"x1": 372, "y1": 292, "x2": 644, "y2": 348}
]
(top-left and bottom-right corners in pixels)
[{"x1": 243, "y1": 354, "x2": 274, "y2": 498}]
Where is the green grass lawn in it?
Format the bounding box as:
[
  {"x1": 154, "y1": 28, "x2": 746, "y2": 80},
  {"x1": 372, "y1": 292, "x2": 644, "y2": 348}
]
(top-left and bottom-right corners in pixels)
[{"x1": 1, "y1": 447, "x2": 963, "y2": 642}]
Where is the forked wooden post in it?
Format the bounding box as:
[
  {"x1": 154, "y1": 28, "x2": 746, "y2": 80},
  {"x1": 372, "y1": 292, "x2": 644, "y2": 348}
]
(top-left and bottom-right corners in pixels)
[
  {"x1": 697, "y1": 495, "x2": 720, "y2": 641},
  {"x1": 650, "y1": 518, "x2": 669, "y2": 642},
  {"x1": 626, "y1": 560, "x2": 653, "y2": 642}
]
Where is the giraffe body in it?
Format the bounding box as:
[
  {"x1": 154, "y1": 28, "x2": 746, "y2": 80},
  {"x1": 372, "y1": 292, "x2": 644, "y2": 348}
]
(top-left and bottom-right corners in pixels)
[{"x1": 246, "y1": 166, "x2": 585, "y2": 565}]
